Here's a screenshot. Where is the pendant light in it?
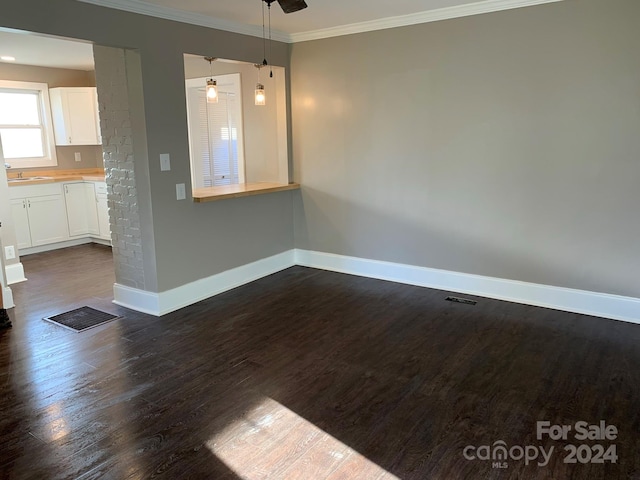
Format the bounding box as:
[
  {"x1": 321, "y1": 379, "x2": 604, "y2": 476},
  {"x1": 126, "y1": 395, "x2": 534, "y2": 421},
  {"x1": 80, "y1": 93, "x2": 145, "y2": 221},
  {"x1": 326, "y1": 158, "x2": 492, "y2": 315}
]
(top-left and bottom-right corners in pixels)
[
  {"x1": 204, "y1": 56, "x2": 218, "y2": 104},
  {"x1": 256, "y1": 0, "x2": 276, "y2": 106},
  {"x1": 254, "y1": 64, "x2": 266, "y2": 106}
]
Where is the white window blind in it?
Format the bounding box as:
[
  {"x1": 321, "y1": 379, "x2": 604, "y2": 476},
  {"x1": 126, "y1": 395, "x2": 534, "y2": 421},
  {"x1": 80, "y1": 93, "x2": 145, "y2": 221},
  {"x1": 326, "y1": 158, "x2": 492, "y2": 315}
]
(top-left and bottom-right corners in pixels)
[{"x1": 196, "y1": 89, "x2": 240, "y2": 187}]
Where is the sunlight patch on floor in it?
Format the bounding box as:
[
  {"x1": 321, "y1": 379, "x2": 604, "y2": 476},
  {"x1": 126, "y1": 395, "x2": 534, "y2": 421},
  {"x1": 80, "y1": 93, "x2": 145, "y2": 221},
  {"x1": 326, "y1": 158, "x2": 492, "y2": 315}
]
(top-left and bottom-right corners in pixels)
[{"x1": 207, "y1": 397, "x2": 399, "y2": 479}]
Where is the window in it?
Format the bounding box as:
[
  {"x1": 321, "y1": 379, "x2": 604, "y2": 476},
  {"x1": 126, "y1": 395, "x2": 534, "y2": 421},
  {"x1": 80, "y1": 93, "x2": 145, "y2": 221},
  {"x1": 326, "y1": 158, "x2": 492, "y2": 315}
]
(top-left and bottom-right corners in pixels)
[
  {"x1": 185, "y1": 74, "x2": 245, "y2": 188},
  {"x1": 0, "y1": 80, "x2": 57, "y2": 168}
]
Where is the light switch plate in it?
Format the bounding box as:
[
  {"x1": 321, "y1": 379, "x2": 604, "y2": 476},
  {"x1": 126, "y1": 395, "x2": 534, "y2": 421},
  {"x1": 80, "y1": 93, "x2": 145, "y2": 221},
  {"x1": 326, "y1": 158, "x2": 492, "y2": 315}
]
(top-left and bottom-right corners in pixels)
[
  {"x1": 176, "y1": 183, "x2": 186, "y2": 200},
  {"x1": 74, "y1": 152, "x2": 82, "y2": 162},
  {"x1": 160, "y1": 153, "x2": 171, "y2": 171}
]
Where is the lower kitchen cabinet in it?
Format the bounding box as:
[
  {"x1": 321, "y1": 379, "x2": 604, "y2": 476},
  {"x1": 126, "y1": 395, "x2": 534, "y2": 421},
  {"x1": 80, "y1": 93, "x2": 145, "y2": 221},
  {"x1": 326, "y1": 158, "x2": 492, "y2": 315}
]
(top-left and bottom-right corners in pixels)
[
  {"x1": 9, "y1": 185, "x2": 69, "y2": 249},
  {"x1": 95, "y1": 182, "x2": 111, "y2": 240},
  {"x1": 64, "y1": 182, "x2": 100, "y2": 237},
  {"x1": 10, "y1": 198, "x2": 32, "y2": 250},
  {"x1": 9, "y1": 180, "x2": 111, "y2": 255}
]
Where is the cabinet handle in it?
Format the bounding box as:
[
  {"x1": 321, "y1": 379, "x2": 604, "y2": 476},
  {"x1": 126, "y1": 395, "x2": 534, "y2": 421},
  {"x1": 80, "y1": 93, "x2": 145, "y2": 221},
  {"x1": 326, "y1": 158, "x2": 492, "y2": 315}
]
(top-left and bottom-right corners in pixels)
[
  {"x1": 23, "y1": 201, "x2": 26, "y2": 209},
  {"x1": 69, "y1": 137, "x2": 72, "y2": 143},
  {"x1": 27, "y1": 200, "x2": 30, "y2": 208}
]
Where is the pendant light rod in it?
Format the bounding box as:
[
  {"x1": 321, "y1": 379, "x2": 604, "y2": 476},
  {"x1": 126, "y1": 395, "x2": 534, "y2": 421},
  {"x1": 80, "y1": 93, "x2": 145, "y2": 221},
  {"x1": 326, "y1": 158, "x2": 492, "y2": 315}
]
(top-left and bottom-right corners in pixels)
[
  {"x1": 262, "y1": 1, "x2": 267, "y2": 66},
  {"x1": 261, "y1": 0, "x2": 274, "y2": 77},
  {"x1": 268, "y1": 2, "x2": 273, "y2": 77}
]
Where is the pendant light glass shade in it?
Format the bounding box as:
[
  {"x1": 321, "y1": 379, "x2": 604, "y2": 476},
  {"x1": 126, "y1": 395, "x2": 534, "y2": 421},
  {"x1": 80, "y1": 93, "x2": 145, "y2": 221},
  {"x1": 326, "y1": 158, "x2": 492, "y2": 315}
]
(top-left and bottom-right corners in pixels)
[
  {"x1": 206, "y1": 79, "x2": 218, "y2": 104},
  {"x1": 255, "y1": 83, "x2": 266, "y2": 106}
]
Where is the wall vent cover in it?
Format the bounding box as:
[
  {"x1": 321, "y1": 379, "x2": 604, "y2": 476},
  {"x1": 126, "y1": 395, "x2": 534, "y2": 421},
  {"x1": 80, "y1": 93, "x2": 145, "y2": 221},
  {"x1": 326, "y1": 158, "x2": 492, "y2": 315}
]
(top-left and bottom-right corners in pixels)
[{"x1": 445, "y1": 296, "x2": 477, "y2": 306}]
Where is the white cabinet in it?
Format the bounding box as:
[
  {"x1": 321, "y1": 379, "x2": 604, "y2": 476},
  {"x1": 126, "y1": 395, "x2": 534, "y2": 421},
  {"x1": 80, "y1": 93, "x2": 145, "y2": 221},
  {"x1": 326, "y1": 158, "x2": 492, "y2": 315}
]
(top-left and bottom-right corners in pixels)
[
  {"x1": 64, "y1": 182, "x2": 99, "y2": 237},
  {"x1": 27, "y1": 195, "x2": 69, "y2": 246},
  {"x1": 10, "y1": 199, "x2": 32, "y2": 249},
  {"x1": 95, "y1": 182, "x2": 111, "y2": 240},
  {"x1": 9, "y1": 184, "x2": 69, "y2": 250},
  {"x1": 49, "y1": 87, "x2": 101, "y2": 146},
  {"x1": 9, "y1": 181, "x2": 110, "y2": 254}
]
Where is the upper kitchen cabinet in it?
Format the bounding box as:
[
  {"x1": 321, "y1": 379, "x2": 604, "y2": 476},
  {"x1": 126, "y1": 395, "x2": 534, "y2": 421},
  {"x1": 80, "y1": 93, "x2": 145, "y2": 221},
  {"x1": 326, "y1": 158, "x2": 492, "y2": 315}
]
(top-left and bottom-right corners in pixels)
[{"x1": 49, "y1": 87, "x2": 102, "y2": 146}]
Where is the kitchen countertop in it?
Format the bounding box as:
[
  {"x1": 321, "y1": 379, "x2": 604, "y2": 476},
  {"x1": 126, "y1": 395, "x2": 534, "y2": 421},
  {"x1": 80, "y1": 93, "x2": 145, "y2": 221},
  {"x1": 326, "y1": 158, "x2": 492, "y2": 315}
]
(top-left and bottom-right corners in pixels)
[
  {"x1": 192, "y1": 182, "x2": 300, "y2": 203},
  {"x1": 7, "y1": 168, "x2": 106, "y2": 186}
]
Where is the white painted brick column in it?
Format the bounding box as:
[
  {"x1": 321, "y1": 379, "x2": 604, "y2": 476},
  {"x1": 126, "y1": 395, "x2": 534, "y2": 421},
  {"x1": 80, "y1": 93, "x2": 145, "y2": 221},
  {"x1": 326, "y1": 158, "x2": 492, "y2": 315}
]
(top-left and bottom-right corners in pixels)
[{"x1": 94, "y1": 46, "x2": 146, "y2": 290}]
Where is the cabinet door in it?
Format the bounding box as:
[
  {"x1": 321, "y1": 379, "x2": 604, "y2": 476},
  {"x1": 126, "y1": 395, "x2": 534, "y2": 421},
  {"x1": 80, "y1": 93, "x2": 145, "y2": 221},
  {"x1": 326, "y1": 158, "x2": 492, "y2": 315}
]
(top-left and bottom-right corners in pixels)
[
  {"x1": 97, "y1": 195, "x2": 111, "y2": 240},
  {"x1": 27, "y1": 195, "x2": 69, "y2": 246},
  {"x1": 50, "y1": 88, "x2": 100, "y2": 145},
  {"x1": 66, "y1": 89, "x2": 99, "y2": 144},
  {"x1": 64, "y1": 183, "x2": 89, "y2": 237},
  {"x1": 84, "y1": 183, "x2": 100, "y2": 236},
  {"x1": 10, "y1": 199, "x2": 32, "y2": 249}
]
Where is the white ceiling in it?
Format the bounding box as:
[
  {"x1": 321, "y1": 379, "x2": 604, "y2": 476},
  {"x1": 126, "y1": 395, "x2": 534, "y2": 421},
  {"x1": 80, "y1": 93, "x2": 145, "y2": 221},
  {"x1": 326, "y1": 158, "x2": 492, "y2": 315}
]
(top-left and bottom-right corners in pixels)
[
  {"x1": 0, "y1": 29, "x2": 95, "y2": 71},
  {"x1": 0, "y1": 0, "x2": 561, "y2": 71},
  {"x1": 81, "y1": 0, "x2": 563, "y2": 42},
  {"x1": 140, "y1": 0, "x2": 479, "y2": 33}
]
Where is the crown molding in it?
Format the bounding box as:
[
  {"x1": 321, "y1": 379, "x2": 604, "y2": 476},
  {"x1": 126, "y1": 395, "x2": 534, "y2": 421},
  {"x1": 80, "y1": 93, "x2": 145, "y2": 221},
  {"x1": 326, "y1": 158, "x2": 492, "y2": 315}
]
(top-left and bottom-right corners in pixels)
[
  {"x1": 78, "y1": 0, "x2": 564, "y2": 44},
  {"x1": 289, "y1": 0, "x2": 564, "y2": 42},
  {"x1": 76, "y1": 0, "x2": 291, "y2": 43}
]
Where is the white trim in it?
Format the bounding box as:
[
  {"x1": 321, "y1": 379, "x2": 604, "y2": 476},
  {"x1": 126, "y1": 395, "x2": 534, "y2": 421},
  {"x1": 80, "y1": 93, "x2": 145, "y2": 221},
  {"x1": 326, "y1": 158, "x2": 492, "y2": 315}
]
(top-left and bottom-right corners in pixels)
[
  {"x1": 18, "y1": 238, "x2": 93, "y2": 256},
  {"x1": 294, "y1": 250, "x2": 640, "y2": 325},
  {"x1": 112, "y1": 246, "x2": 640, "y2": 325},
  {"x1": 78, "y1": 0, "x2": 563, "y2": 43},
  {"x1": 4, "y1": 262, "x2": 26, "y2": 285},
  {"x1": 113, "y1": 283, "x2": 160, "y2": 315},
  {"x1": 2, "y1": 286, "x2": 14, "y2": 309},
  {"x1": 89, "y1": 237, "x2": 112, "y2": 246},
  {"x1": 113, "y1": 250, "x2": 295, "y2": 316},
  {"x1": 290, "y1": 0, "x2": 564, "y2": 42},
  {"x1": 77, "y1": 0, "x2": 290, "y2": 43}
]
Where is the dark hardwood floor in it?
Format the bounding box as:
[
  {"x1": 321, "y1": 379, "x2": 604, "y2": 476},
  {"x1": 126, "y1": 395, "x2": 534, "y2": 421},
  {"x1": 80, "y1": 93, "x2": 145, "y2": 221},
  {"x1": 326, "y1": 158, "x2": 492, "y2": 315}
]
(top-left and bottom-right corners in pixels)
[{"x1": 1, "y1": 244, "x2": 639, "y2": 479}]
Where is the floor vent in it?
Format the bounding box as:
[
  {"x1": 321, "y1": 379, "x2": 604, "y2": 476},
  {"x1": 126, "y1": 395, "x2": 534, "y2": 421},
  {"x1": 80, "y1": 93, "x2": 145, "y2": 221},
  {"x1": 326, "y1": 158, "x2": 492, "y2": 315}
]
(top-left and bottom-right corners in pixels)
[
  {"x1": 445, "y1": 296, "x2": 477, "y2": 306},
  {"x1": 44, "y1": 306, "x2": 120, "y2": 332}
]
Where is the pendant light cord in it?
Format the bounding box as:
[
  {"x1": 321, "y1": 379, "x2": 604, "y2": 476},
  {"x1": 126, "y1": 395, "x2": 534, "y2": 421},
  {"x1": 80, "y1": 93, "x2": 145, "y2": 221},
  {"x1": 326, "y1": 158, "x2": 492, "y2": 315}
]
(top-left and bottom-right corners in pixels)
[
  {"x1": 269, "y1": 2, "x2": 273, "y2": 77},
  {"x1": 262, "y1": 1, "x2": 267, "y2": 65}
]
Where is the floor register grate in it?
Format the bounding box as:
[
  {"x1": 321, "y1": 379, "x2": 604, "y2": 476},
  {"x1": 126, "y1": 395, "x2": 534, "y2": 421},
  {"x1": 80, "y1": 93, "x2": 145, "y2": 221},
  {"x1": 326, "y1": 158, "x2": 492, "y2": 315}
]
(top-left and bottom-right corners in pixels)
[{"x1": 43, "y1": 306, "x2": 121, "y2": 332}]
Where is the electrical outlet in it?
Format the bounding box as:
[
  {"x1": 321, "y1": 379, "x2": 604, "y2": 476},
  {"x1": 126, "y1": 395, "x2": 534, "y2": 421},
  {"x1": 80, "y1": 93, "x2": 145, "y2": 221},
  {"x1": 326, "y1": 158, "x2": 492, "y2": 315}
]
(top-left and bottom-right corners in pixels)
[
  {"x1": 176, "y1": 183, "x2": 186, "y2": 200},
  {"x1": 74, "y1": 152, "x2": 82, "y2": 162},
  {"x1": 4, "y1": 245, "x2": 16, "y2": 260}
]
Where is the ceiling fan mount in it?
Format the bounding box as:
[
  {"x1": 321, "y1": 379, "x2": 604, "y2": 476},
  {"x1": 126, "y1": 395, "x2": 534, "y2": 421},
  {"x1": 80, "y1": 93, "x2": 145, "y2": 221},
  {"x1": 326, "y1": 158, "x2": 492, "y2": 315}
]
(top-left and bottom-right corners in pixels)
[{"x1": 262, "y1": 0, "x2": 308, "y2": 14}]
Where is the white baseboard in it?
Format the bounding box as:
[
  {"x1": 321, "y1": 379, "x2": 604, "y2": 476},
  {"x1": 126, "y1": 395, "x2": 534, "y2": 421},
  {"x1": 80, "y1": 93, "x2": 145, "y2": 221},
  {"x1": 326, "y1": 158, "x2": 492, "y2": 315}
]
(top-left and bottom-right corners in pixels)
[
  {"x1": 111, "y1": 247, "x2": 640, "y2": 324},
  {"x1": 294, "y1": 249, "x2": 640, "y2": 325},
  {"x1": 2, "y1": 286, "x2": 14, "y2": 309},
  {"x1": 5, "y1": 262, "x2": 26, "y2": 285},
  {"x1": 113, "y1": 250, "x2": 296, "y2": 316},
  {"x1": 90, "y1": 237, "x2": 112, "y2": 246},
  {"x1": 19, "y1": 238, "x2": 93, "y2": 256}
]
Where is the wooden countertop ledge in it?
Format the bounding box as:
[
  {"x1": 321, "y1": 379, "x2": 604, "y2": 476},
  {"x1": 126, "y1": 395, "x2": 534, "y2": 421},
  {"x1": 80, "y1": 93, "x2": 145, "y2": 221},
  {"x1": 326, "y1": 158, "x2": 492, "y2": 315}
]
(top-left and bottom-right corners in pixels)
[
  {"x1": 7, "y1": 168, "x2": 105, "y2": 186},
  {"x1": 192, "y1": 182, "x2": 300, "y2": 203}
]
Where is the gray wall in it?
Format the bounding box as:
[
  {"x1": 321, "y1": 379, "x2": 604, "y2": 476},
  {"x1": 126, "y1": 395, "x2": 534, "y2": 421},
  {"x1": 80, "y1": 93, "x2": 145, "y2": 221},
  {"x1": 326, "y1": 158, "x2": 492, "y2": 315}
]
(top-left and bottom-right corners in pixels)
[
  {"x1": 291, "y1": 0, "x2": 640, "y2": 298},
  {"x1": 0, "y1": 0, "x2": 294, "y2": 292},
  {"x1": 0, "y1": 63, "x2": 103, "y2": 170}
]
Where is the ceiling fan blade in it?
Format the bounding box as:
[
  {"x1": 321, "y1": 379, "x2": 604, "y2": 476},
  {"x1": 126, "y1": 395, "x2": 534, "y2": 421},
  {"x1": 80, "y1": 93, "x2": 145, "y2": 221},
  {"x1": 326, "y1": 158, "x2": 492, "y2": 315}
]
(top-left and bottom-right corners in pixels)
[{"x1": 276, "y1": 0, "x2": 308, "y2": 14}]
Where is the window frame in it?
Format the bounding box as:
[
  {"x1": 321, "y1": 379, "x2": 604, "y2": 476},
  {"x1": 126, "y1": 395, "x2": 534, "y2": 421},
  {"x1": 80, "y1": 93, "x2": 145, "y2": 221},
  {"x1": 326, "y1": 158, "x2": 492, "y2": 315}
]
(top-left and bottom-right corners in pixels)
[{"x1": 0, "y1": 80, "x2": 58, "y2": 168}]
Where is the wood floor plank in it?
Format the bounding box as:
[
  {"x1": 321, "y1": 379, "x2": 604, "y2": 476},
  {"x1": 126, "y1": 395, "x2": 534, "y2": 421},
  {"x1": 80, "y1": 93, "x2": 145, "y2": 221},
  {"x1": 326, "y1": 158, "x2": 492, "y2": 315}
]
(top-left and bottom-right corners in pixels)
[{"x1": 2, "y1": 244, "x2": 639, "y2": 479}]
